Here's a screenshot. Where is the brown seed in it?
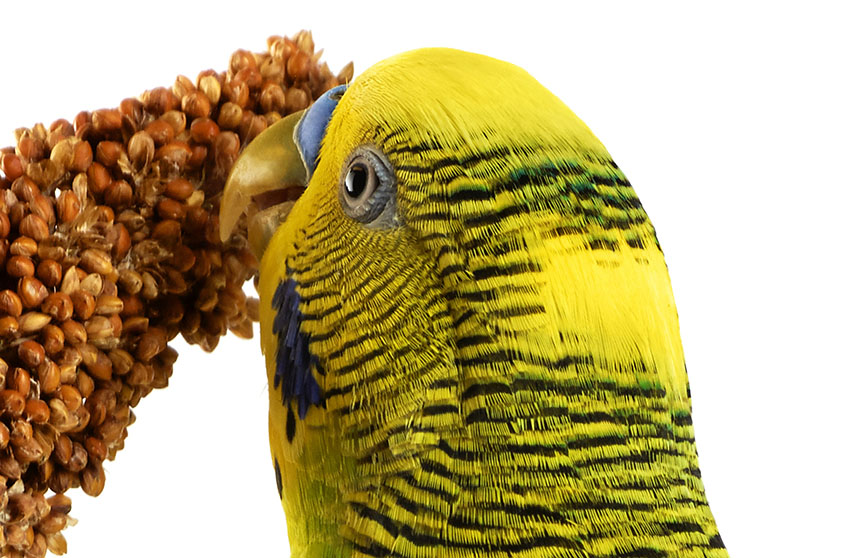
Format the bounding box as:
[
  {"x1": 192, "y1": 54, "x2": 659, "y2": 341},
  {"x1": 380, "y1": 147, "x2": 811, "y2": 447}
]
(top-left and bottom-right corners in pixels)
[
  {"x1": 94, "y1": 295, "x2": 124, "y2": 315},
  {"x1": 48, "y1": 398, "x2": 74, "y2": 433},
  {"x1": 0, "y1": 422, "x2": 8, "y2": 449},
  {"x1": 18, "y1": 340, "x2": 45, "y2": 368},
  {"x1": 25, "y1": 399, "x2": 50, "y2": 424},
  {"x1": 1, "y1": 152, "x2": 24, "y2": 180},
  {"x1": 108, "y1": 222, "x2": 131, "y2": 260},
  {"x1": 38, "y1": 510, "x2": 68, "y2": 536},
  {"x1": 0, "y1": 453, "x2": 21, "y2": 479},
  {"x1": 127, "y1": 361, "x2": 154, "y2": 387},
  {"x1": 128, "y1": 130, "x2": 155, "y2": 169},
  {"x1": 92, "y1": 108, "x2": 123, "y2": 134},
  {"x1": 140, "y1": 271, "x2": 159, "y2": 300},
  {"x1": 48, "y1": 468, "x2": 74, "y2": 494},
  {"x1": 36, "y1": 259, "x2": 63, "y2": 287},
  {"x1": 49, "y1": 137, "x2": 76, "y2": 169},
  {"x1": 182, "y1": 90, "x2": 212, "y2": 119},
  {"x1": 42, "y1": 324, "x2": 65, "y2": 354},
  {"x1": 170, "y1": 244, "x2": 196, "y2": 273},
  {"x1": 47, "y1": 493, "x2": 72, "y2": 515},
  {"x1": 80, "y1": 248, "x2": 113, "y2": 275},
  {"x1": 81, "y1": 459, "x2": 105, "y2": 496},
  {"x1": 156, "y1": 198, "x2": 185, "y2": 221},
  {"x1": 19, "y1": 213, "x2": 49, "y2": 241},
  {"x1": 95, "y1": 140, "x2": 126, "y2": 168},
  {"x1": 0, "y1": 212, "x2": 10, "y2": 240},
  {"x1": 19, "y1": 312, "x2": 51, "y2": 333},
  {"x1": 18, "y1": 275, "x2": 48, "y2": 308},
  {"x1": 161, "y1": 109, "x2": 187, "y2": 135},
  {"x1": 145, "y1": 118, "x2": 175, "y2": 146},
  {"x1": 9, "y1": 366, "x2": 31, "y2": 395},
  {"x1": 118, "y1": 269, "x2": 143, "y2": 294},
  {"x1": 285, "y1": 86, "x2": 310, "y2": 113},
  {"x1": 85, "y1": 436, "x2": 107, "y2": 462},
  {"x1": 65, "y1": 441, "x2": 88, "y2": 473},
  {"x1": 217, "y1": 102, "x2": 243, "y2": 130},
  {"x1": 71, "y1": 136, "x2": 94, "y2": 172},
  {"x1": 135, "y1": 327, "x2": 167, "y2": 361},
  {"x1": 155, "y1": 141, "x2": 192, "y2": 169},
  {"x1": 0, "y1": 315, "x2": 19, "y2": 337},
  {"x1": 259, "y1": 81, "x2": 286, "y2": 113},
  {"x1": 151, "y1": 219, "x2": 181, "y2": 245},
  {"x1": 80, "y1": 274, "x2": 104, "y2": 297},
  {"x1": 163, "y1": 178, "x2": 192, "y2": 202},
  {"x1": 287, "y1": 49, "x2": 311, "y2": 81},
  {"x1": 71, "y1": 290, "x2": 96, "y2": 320},
  {"x1": 104, "y1": 179, "x2": 133, "y2": 209},
  {"x1": 0, "y1": 289, "x2": 23, "y2": 317},
  {"x1": 123, "y1": 316, "x2": 149, "y2": 335},
  {"x1": 10, "y1": 236, "x2": 38, "y2": 257},
  {"x1": 77, "y1": 370, "x2": 95, "y2": 399},
  {"x1": 56, "y1": 189, "x2": 81, "y2": 223},
  {"x1": 0, "y1": 389, "x2": 26, "y2": 416},
  {"x1": 141, "y1": 86, "x2": 179, "y2": 115},
  {"x1": 6, "y1": 254, "x2": 35, "y2": 277},
  {"x1": 189, "y1": 116, "x2": 220, "y2": 145},
  {"x1": 198, "y1": 73, "x2": 222, "y2": 105},
  {"x1": 31, "y1": 192, "x2": 57, "y2": 226},
  {"x1": 42, "y1": 292, "x2": 73, "y2": 322},
  {"x1": 36, "y1": 360, "x2": 60, "y2": 394},
  {"x1": 8, "y1": 492, "x2": 36, "y2": 523},
  {"x1": 87, "y1": 161, "x2": 112, "y2": 194},
  {"x1": 82, "y1": 345, "x2": 112, "y2": 381},
  {"x1": 107, "y1": 349, "x2": 134, "y2": 377},
  {"x1": 53, "y1": 434, "x2": 72, "y2": 466},
  {"x1": 172, "y1": 74, "x2": 196, "y2": 100},
  {"x1": 239, "y1": 111, "x2": 268, "y2": 144}
]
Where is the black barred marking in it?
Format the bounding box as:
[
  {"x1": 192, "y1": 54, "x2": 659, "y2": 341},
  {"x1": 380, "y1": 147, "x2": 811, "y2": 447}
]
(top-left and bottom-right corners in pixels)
[
  {"x1": 285, "y1": 404, "x2": 296, "y2": 442},
  {"x1": 273, "y1": 457, "x2": 283, "y2": 498},
  {"x1": 349, "y1": 502, "x2": 584, "y2": 553},
  {"x1": 672, "y1": 413, "x2": 693, "y2": 426},
  {"x1": 395, "y1": 145, "x2": 515, "y2": 176},
  {"x1": 331, "y1": 347, "x2": 385, "y2": 381},
  {"x1": 437, "y1": 439, "x2": 567, "y2": 460},
  {"x1": 618, "y1": 549, "x2": 667, "y2": 558},
  {"x1": 709, "y1": 534, "x2": 726, "y2": 548},
  {"x1": 664, "y1": 521, "x2": 705, "y2": 534},
  {"x1": 396, "y1": 472, "x2": 457, "y2": 502},
  {"x1": 461, "y1": 381, "x2": 511, "y2": 399},
  {"x1": 472, "y1": 261, "x2": 542, "y2": 280},
  {"x1": 421, "y1": 404, "x2": 459, "y2": 417},
  {"x1": 455, "y1": 334, "x2": 494, "y2": 350},
  {"x1": 588, "y1": 238, "x2": 619, "y2": 251}
]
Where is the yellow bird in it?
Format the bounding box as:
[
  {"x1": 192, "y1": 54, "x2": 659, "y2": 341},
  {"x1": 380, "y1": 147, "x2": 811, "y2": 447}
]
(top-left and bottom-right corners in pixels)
[{"x1": 221, "y1": 48, "x2": 728, "y2": 558}]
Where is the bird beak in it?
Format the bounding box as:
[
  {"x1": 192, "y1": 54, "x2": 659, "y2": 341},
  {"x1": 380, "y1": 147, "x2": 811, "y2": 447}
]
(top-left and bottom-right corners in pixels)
[{"x1": 219, "y1": 110, "x2": 308, "y2": 259}]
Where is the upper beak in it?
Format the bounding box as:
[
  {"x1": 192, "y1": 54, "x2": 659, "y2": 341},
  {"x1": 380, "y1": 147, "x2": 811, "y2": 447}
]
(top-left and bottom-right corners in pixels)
[{"x1": 219, "y1": 110, "x2": 308, "y2": 258}]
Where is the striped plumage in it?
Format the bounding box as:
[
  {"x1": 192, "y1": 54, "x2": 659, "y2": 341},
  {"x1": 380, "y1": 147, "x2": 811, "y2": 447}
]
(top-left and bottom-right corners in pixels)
[{"x1": 248, "y1": 49, "x2": 726, "y2": 557}]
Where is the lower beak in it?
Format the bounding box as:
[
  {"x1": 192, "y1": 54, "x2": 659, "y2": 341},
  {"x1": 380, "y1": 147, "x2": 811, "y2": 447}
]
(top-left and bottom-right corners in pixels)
[{"x1": 219, "y1": 110, "x2": 308, "y2": 259}]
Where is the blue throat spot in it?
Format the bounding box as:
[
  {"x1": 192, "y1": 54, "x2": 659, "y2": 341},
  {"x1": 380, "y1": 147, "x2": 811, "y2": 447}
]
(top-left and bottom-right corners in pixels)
[{"x1": 272, "y1": 277, "x2": 322, "y2": 424}]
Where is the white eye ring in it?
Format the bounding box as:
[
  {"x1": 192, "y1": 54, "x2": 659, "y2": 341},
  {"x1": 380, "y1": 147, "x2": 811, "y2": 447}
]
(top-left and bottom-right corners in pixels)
[{"x1": 339, "y1": 146, "x2": 397, "y2": 225}]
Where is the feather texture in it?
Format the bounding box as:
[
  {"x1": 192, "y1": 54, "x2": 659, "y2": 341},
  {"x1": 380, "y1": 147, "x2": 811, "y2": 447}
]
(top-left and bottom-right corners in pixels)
[{"x1": 257, "y1": 48, "x2": 727, "y2": 558}]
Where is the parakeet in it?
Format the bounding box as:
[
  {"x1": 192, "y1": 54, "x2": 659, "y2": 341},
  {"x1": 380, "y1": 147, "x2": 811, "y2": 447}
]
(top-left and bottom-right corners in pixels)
[{"x1": 220, "y1": 48, "x2": 728, "y2": 558}]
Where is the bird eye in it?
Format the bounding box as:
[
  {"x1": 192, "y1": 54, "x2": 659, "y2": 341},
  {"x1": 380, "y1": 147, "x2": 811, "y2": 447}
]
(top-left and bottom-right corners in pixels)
[
  {"x1": 343, "y1": 162, "x2": 373, "y2": 201},
  {"x1": 339, "y1": 146, "x2": 397, "y2": 226}
]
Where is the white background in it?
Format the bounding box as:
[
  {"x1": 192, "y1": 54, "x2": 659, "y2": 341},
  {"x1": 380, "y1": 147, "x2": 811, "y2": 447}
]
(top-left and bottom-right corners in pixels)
[{"x1": 1, "y1": 2, "x2": 847, "y2": 557}]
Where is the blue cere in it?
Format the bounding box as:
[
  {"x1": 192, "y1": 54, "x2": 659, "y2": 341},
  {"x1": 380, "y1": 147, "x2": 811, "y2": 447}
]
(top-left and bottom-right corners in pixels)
[{"x1": 295, "y1": 84, "x2": 348, "y2": 179}]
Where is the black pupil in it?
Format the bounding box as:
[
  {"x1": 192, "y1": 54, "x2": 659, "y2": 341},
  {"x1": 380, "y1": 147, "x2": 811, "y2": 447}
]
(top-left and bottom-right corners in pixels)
[{"x1": 346, "y1": 164, "x2": 369, "y2": 198}]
